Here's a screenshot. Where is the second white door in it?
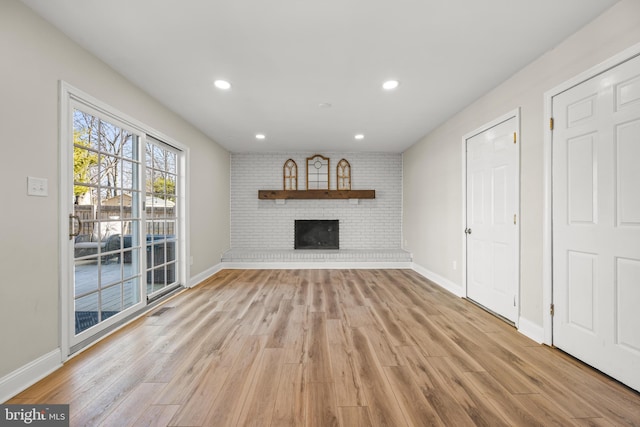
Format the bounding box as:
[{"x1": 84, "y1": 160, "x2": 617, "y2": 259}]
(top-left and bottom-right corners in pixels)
[
  {"x1": 552, "y1": 53, "x2": 640, "y2": 392},
  {"x1": 465, "y1": 113, "x2": 520, "y2": 323}
]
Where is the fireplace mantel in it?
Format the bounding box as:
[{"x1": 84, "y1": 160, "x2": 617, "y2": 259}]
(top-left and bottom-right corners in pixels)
[{"x1": 258, "y1": 190, "x2": 375, "y2": 200}]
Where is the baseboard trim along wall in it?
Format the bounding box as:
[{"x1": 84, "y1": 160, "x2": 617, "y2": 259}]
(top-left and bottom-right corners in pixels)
[
  {"x1": 0, "y1": 349, "x2": 61, "y2": 404},
  {"x1": 189, "y1": 262, "x2": 225, "y2": 288},
  {"x1": 516, "y1": 316, "x2": 545, "y2": 344},
  {"x1": 411, "y1": 262, "x2": 465, "y2": 298}
]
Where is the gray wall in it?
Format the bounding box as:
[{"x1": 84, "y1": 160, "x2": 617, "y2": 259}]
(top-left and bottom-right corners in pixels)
[
  {"x1": 0, "y1": 0, "x2": 229, "y2": 380},
  {"x1": 403, "y1": 0, "x2": 640, "y2": 329},
  {"x1": 231, "y1": 152, "x2": 402, "y2": 250}
]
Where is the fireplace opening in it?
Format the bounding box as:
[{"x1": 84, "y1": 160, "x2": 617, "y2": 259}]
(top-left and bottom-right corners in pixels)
[{"x1": 294, "y1": 220, "x2": 339, "y2": 249}]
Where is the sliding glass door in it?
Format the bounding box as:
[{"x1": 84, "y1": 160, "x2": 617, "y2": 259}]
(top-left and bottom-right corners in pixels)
[
  {"x1": 66, "y1": 95, "x2": 183, "y2": 351},
  {"x1": 71, "y1": 107, "x2": 144, "y2": 343}
]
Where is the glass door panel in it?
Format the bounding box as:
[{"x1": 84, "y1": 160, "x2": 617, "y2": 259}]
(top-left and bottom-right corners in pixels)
[
  {"x1": 72, "y1": 108, "x2": 143, "y2": 339},
  {"x1": 145, "y1": 137, "x2": 179, "y2": 297}
]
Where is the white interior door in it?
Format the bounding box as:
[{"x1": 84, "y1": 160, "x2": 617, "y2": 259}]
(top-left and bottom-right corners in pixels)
[
  {"x1": 552, "y1": 53, "x2": 640, "y2": 392},
  {"x1": 465, "y1": 113, "x2": 519, "y2": 323}
]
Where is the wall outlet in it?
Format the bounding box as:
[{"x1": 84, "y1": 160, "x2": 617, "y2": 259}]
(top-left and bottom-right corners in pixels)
[{"x1": 452, "y1": 260, "x2": 457, "y2": 270}]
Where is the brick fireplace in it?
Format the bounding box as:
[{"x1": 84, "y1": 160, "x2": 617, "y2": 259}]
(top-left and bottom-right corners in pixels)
[{"x1": 223, "y1": 152, "x2": 410, "y2": 264}]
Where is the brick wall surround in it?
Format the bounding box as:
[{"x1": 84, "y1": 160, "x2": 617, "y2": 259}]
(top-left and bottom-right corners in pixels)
[{"x1": 230, "y1": 152, "x2": 403, "y2": 251}]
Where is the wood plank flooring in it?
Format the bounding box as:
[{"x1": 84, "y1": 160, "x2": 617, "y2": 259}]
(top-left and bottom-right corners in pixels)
[{"x1": 8, "y1": 269, "x2": 640, "y2": 426}]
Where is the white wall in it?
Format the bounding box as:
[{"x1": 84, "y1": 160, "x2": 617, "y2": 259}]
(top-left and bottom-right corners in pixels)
[
  {"x1": 403, "y1": 0, "x2": 640, "y2": 327},
  {"x1": 231, "y1": 152, "x2": 402, "y2": 250},
  {"x1": 0, "y1": 0, "x2": 229, "y2": 381}
]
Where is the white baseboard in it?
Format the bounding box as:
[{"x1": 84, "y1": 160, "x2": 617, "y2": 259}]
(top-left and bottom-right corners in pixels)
[
  {"x1": 517, "y1": 316, "x2": 545, "y2": 344},
  {"x1": 411, "y1": 262, "x2": 464, "y2": 297},
  {"x1": 411, "y1": 263, "x2": 546, "y2": 345},
  {"x1": 220, "y1": 261, "x2": 413, "y2": 270},
  {"x1": 0, "y1": 349, "x2": 61, "y2": 403},
  {"x1": 189, "y1": 262, "x2": 225, "y2": 288}
]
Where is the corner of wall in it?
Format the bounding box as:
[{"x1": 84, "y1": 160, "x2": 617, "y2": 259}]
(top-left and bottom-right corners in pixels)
[{"x1": 517, "y1": 316, "x2": 545, "y2": 344}]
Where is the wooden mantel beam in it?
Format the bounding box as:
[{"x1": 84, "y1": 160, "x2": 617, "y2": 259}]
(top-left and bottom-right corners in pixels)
[{"x1": 258, "y1": 190, "x2": 375, "y2": 200}]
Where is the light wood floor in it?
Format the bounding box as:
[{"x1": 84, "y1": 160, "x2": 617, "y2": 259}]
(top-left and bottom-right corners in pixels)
[{"x1": 9, "y1": 269, "x2": 640, "y2": 426}]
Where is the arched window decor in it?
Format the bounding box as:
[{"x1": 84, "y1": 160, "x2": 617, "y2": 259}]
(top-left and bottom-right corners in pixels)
[
  {"x1": 336, "y1": 158, "x2": 351, "y2": 190},
  {"x1": 283, "y1": 159, "x2": 298, "y2": 190},
  {"x1": 306, "y1": 154, "x2": 330, "y2": 190}
]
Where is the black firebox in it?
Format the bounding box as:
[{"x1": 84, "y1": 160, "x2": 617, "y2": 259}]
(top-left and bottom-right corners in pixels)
[{"x1": 294, "y1": 220, "x2": 339, "y2": 249}]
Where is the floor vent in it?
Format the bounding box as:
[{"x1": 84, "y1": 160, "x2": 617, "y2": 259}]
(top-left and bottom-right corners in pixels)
[{"x1": 148, "y1": 306, "x2": 173, "y2": 317}]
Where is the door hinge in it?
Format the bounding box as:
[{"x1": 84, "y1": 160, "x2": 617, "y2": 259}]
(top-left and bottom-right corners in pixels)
[
  {"x1": 514, "y1": 214, "x2": 517, "y2": 225},
  {"x1": 550, "y1": 303, "x2": 555, "y2": 316},
  {"x1": 513, "y1": 132, "x2": 517, "y2": 144},
  {"x1": 550, "y1": 117, "x2": 554, "y2": 130}
]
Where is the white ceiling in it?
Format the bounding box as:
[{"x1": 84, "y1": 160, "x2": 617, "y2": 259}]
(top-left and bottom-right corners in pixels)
[{"x1": 21, "y1": 0, "x2": 618, "y2": 153}]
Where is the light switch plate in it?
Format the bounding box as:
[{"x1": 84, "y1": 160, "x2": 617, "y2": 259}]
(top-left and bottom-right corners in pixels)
[{"x1": 27, "y1": 176, "x2": 48, "y2": 197}]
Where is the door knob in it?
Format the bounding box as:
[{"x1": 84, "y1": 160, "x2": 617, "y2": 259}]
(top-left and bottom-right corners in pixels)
[{"x1": 465, "y1": 228, "x2": 472, "y2": 234}]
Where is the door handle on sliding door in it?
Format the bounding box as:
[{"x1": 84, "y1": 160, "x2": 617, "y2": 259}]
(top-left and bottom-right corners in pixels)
[{"x1": 69, "y1": 214, "x2": 81, "y2": 240}]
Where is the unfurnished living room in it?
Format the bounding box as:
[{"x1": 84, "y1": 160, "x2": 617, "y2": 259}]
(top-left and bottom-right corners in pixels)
[{"x1": 1, "y1": 0, "x2": 640, "y2": 425}]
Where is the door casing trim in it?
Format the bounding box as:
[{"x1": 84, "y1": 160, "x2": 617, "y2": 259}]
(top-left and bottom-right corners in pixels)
[{"x1": 542, "y1": 41, "x2": 640, "y2": 346}]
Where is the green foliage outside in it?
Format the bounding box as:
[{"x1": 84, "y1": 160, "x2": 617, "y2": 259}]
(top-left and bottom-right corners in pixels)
[
  {"x1": 73, "y1": 129, "x2": 97, "y2": 199},
  {"x1": 153, "y1": 175, "x2": 176, "y2": 201}
]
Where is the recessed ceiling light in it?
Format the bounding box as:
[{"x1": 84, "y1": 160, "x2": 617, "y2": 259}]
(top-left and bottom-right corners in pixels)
[
  {"x1": 354, "y1": 134, "x2": 365, "y2": 140},
  {"x1": 214, "y1": 79, "x2": 231, "y2": 90},
  {"x1": 318, "y1": 102, "x2": 332, "y2": 108},
  {"x1": 255, "y1": 134, "x2": 266, "y2": 140},
  {"x1": 382, "y1": 80, "x2": 400, "y2": 90}
]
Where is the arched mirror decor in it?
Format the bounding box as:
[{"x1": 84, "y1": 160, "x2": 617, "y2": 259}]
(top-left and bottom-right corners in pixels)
[
  {"x1": 283, "y1": 159, "x2": 298, "y2": 190},
  {"x1": 336, "y1": 159, "x2": 351, "y2": 190},
  {"x1": 306, "y1": 154, "x2": 329, "y2": 190},
  {"x1": 258, "y1": 154, "x2": 374, "y2": 200}
]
